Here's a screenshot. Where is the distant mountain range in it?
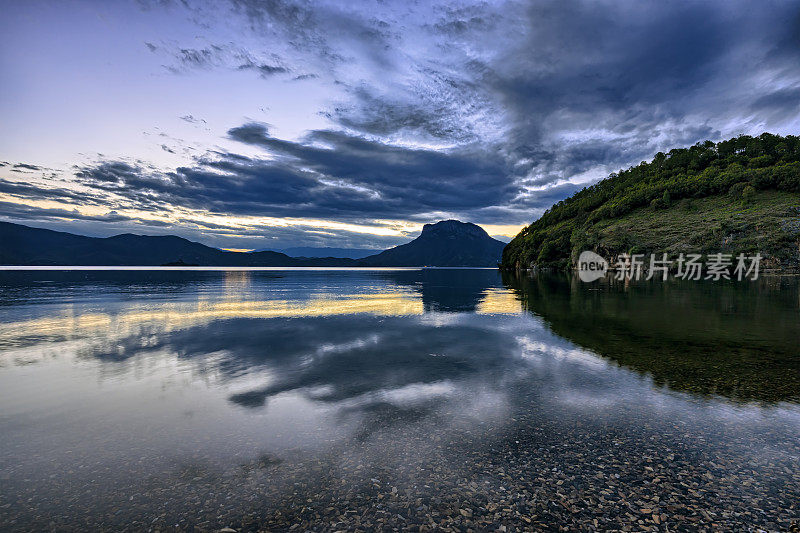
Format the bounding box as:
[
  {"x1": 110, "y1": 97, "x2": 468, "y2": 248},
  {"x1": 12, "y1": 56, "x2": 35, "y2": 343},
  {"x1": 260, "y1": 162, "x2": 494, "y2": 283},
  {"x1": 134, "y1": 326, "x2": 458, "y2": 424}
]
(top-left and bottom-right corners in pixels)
[
  {"x1": 0, "y1": 219, "x2": 506, "y2": 267},
  {"x1": 268, "y1": 247, "x2": 382, "y2": 259}
]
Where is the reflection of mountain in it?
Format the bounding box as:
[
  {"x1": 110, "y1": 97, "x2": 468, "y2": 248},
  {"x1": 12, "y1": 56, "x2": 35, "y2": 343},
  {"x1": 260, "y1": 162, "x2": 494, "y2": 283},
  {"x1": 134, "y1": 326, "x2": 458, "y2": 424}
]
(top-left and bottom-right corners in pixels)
[
  {"x1": 502, "y1": 272, "x2": 800, "y2": 403},
  {"x1": 373, "y1": 268, "x2": 502, "y2": 312}
]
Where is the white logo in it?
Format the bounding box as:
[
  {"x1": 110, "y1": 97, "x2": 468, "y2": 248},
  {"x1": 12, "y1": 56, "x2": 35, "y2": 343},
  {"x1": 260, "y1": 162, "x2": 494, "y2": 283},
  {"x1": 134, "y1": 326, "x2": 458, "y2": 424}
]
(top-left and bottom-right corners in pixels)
[{"x1": 577, "y1": 251, "x2": 608, "y2": 282}]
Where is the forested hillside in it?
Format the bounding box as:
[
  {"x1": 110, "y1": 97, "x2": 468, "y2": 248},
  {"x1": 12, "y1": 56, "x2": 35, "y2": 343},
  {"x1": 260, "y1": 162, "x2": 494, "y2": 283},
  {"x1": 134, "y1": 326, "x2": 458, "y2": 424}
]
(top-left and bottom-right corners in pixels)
[{"x1": 501, "y1": 133, "x2": 800, "y2": 271}]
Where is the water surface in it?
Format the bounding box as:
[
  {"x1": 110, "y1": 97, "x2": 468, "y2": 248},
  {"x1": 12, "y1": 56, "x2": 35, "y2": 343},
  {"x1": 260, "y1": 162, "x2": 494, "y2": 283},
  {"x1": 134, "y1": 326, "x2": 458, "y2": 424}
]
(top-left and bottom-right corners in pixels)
[{"x1": 0, "y1": 269, "x2": 798, "y2": 531}]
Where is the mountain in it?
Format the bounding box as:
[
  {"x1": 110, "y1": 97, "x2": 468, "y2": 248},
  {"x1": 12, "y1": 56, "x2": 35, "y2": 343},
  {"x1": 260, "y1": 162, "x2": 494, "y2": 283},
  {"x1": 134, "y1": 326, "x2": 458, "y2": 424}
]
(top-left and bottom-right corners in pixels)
[
  {"x1": 501, "y1": 133, "x2": 800, "y2": 272},
  {"x1": 272, "y1": 247, "x2": 382, "y2": 259},
  {"x1": 0, "y1": 219, "x2": 504, "y2": 267},
  {"x1": 0, "y1": 222, "x2": 353, "y2": 266},
  {"x1": 358, "y1": 220, "x2": 506, "y2": 267}
]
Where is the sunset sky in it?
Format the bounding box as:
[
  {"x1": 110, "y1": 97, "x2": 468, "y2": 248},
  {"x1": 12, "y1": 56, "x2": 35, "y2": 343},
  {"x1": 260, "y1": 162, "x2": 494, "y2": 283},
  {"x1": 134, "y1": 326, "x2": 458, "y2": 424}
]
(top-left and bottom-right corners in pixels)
[{"x1": 2, "y1": 0, "x2": 800, "y2": 250}]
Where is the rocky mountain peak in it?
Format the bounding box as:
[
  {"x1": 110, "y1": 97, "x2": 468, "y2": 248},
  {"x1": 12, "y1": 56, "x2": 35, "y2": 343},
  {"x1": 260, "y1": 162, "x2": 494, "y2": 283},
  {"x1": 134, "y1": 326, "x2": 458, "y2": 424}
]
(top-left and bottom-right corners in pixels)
[{"x1": 420, "y1": 220, "x2": 490, "y2": 240}]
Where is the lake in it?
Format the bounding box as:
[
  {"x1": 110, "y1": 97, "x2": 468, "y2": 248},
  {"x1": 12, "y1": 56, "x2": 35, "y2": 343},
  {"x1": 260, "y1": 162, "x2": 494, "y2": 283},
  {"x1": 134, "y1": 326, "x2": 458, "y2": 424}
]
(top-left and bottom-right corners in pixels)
[{"x1": 0, "y1": 268, "x2": 798, "y2": 531}]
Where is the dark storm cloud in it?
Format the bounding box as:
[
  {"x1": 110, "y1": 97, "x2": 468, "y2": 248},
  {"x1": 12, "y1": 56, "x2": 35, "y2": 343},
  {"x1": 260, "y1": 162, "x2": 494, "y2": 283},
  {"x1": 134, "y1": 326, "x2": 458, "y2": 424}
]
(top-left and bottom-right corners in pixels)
[
  {"x1": 0, "y1": 201, "x2": 135, "y2": 224},
  {"x1": 74, "y1": 157, "x2": 322, "y2": 215},
  {"x1": 0, "y1": 177, "x2": 107, "y2": 205},
  {"x1": 242, "y1": 0, "x2": 800, "y2": 192},
  {"x1": 751, "y1": 87, "x2": 800, "y2": 111},
  {"x1": 479, "y1": 0, "x2": 800, "y2": 181},
  {"x1": 70, "y1": 124, "x2": 519, "y2": 223},
  {"x1": 226, "y1": 123, "x2": 518, "y2": 213}
]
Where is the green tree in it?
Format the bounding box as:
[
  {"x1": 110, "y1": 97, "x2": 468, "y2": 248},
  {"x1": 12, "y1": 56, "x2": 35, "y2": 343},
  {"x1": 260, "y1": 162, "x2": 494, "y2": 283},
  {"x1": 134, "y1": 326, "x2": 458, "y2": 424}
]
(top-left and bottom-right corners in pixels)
[{"x1": 742, "y1": 185, "x2": 756, "y2": 204}]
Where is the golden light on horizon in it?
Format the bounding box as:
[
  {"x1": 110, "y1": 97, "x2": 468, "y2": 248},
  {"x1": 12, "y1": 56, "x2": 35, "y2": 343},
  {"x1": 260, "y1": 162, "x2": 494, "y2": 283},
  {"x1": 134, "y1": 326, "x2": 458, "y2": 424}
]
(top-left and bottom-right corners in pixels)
[
  {"x1": 481, "y1": 224, "x2": 525, "y2": 239},
  {"x1": 0, "y1": 186, "x2": 524, "y2": 245},
  {"x1": 0, "y1": 190, "x2": 424, "y2": 239}
]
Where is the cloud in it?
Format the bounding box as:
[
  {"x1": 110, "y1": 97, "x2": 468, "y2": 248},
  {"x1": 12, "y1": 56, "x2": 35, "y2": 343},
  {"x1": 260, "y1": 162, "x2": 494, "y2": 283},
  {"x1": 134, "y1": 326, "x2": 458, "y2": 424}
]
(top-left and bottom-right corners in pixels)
[
  {"x1": 236, "y1": 57, "x2": 288, "y2": 77},
  {"x1": 222, "y1": 0, "x2": 800, "y2": 190},
  {"x1": 229, "y1": 0, "x2": 393, "y2": 65},
  {"x1": 179, "y1": 114, "x2": 206, "y2": 124},
  {"x1": 145, "y1": 0, "x2": 800, "y2": 200},
  {"x1": 226, "y1": 123, "x2": 520, "y2": 215},
  {"x1": 157, "y1": 41, "x2": 292, "y2": 78},
  {"x1": 0, "y1": 177, "x2": 107, "y2": 204},
  {"x1": 67, "y1": 124, "x2": 522, "y2": 224},
  {"x1": 0, "y1": 200, "x2": 135, "y2": 224},
  {"x1": 479, "y1": 0, "x2": 800, "y2": 182},
  {"x1": 752, "y1": 87, "x2": 800, "y2": 111},
  {"x1": 13, "y1": 163, "x2": 42, "y2": 171}
]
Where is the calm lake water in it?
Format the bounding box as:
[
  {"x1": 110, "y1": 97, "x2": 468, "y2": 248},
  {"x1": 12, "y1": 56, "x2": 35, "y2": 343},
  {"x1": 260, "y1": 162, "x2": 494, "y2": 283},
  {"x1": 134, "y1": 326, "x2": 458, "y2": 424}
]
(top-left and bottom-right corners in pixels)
[{"x1": 0, "y1": 269, "x2": 798, "y2": 531}]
